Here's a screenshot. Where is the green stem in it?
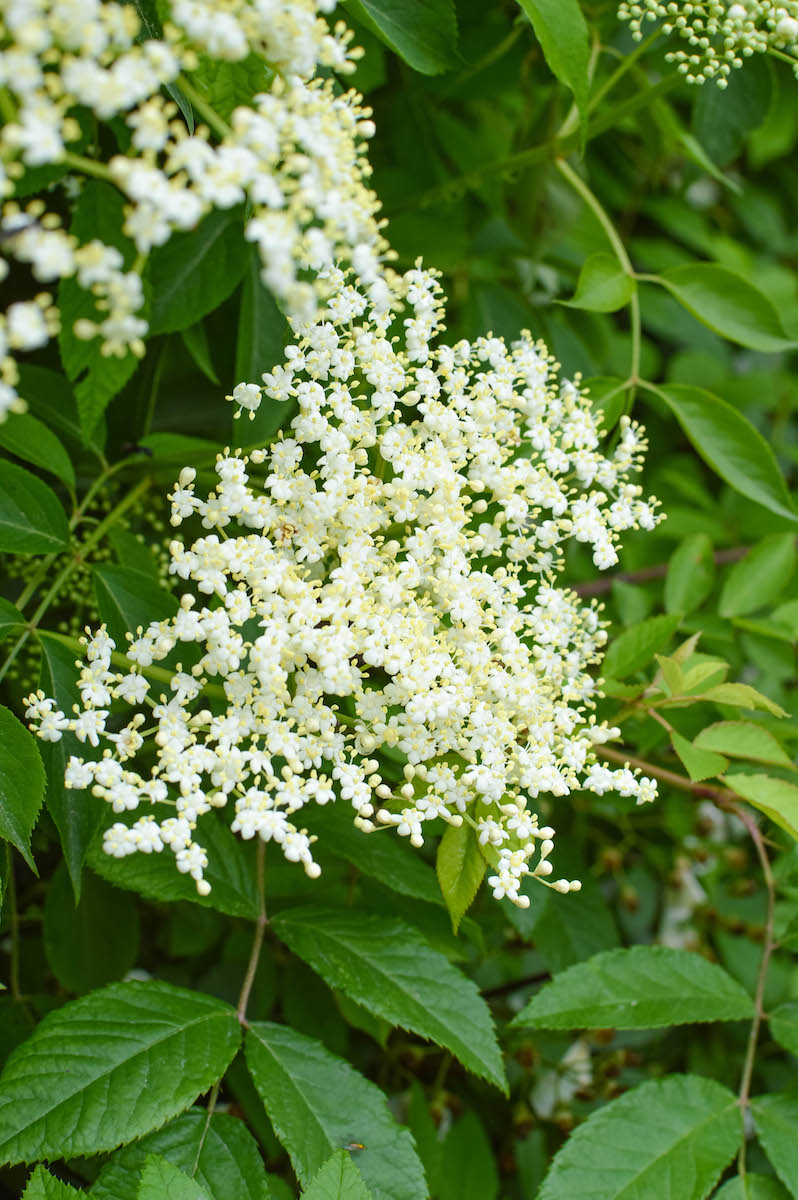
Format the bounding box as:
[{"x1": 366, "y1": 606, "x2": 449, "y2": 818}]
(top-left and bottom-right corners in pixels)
[
  {"x1": 237, "y1": 839, "x2": 267, "y2": 1026},
  {"x1": 0, "y1": 476, "x2": 151, "y2": 686},
  {"x1": 176, "y1": 77, "x2": 231, "y2": 139},
  {"x1": 62, "y1": 152, "x2": 116, "y2": 183},
  {"x1": 734, "y1": 805, "x2": 775, "y2": 1179},
  {"x1": 588, "y1": 27, "x2": 663, "y2": 113},
  {"x1": 554, "y1": 157, "x2": 639, "y2": 405},
  {"x1": 191, "y1": 1079, "x2": 221, "y2": 1179}
]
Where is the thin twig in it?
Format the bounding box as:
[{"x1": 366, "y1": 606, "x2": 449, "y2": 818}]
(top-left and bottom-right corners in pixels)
[
  {"x1": 237, "y1": 838, "x2": 268, "y2": 1026},
  {"x1": 595, "y1": 744, "x2": 739, "y2": 808},
  {"x1": 732, "y1": 804, "x2": 776, "y2": 1180},
  {"x1": 573, "y1": 545, "x2": 751, "y2": 597}
]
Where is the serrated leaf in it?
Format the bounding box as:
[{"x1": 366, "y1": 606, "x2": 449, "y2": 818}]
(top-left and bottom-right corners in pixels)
[
  {"x1": 0, "y1": 460, "x2": 70, "y2": 553},
  {"x1": 246, "y1": 1022, "x2": 424, "y2": 1200},
  {"x1": 58, "y1": 182, "x2": 140, "y2": 438},
  {"x1": 38, "y1": 633, "x2": 105, "y2": 899},
  {"x1": 664, "y1": 534, "x2": 715, "y2": 615},
  {"x1": 511, "y1": 946, "x2": 753, "y2": 1030},
  {"x1": 518, "y1": 0, "x2": 590, "y2": 121},
  {"x1": 719, "y1": 534, "x2": 796, "y2": 618},
  {"x1": 713, "y1": 1175, "x2": 791, "y2": 1199},
  {"x1": 752, "y1": 1091, "x2": 798, "y2": 1197},
  {"x1": 436, "y1": 821, "x2": 485, "y2": 932},
  {"x1": 87, "y1": 810, "x2": 260, "y2": 919},
  {"x1": 671, "y1": 731, "x2": 728, "y2": 783},
  {"x1": 724, "y1": 774, "x2": 798, "y2": 840},
  {"x1": 538, "y1": 1075, "x2": 739, "y2": 1199},
  {"x1": 22, "y1": 1166, "x2": 82, "y2": 1198},
  {"x1": 603, "y1": 614, "x2": 681, "y2": 679},
  {"x1": 701, "y1": 683, "x2": 788, "y2": 717},
  {"x1": 0, "y1": 704, "x2": 45, "y2": 871},
  {"x1": 93, "y1": 563, "x2": 178, "y2": 648},
  {"x1": 0, "y1": 412, "x2": 75, "y2": 489},
  {"x1": 137, "y1": 1155, "x2": 212, "y2": 1200},
  {"x1": 562, "y1": 253, "x2": 635, "y2": 313},
  {"x1": 437, "y1": 1112, "x2": 498, "y2": 1200},
  {"x1": 301, "y1": 806, "x2": 442, "y2": 906},
  {"x1": 303, "y1": 1152, "x2": 372, "y2": 1200},
  {"x1": 694, "y1": 722, "x2": 795, "y2": 770},
  {"x1": 0, "y1": 596, "x2": 24, "y2": 642},
  {"x1": 271, "y1": 906, "x2": 506, "y2": 1091},
  {"x1": 769, "y1": 1000, "x2": 798, "y2": 1058},
  {"x1": 341, "y1": 0, "x2": 457, "y2": 75},
  {"x1": 91, "y1": 1111, "x2": 271, "y2": 1200},
  {"x1": 148, "y1": 206, "x2": 249, "y2": 335},
  {"x1": 0, "y1": 980, "x2": 241, "y2": 1165},
  {"x1": 655, "y1": 654, "x2": 684, "y2": 696},
  {"x1": 653, "y1": 385, "x2": 797, "y2": 524},
  {"x1": 532, "y1": 874, "x2": 620, "y2": 973},
  {"x1": 43, "y1": 862, "x2": 139, "y2": 993},
  {"x1": 657, "y1": 263, "x2": 795, "y2": 352},
  {"x1": 680, "y1": 659, "x2": 729, "y2": 694}
]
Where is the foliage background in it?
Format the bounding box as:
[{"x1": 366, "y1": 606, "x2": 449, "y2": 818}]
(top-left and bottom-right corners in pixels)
[{"x1": 3, "y1": 0, "x2": 798, "y2": 1197}]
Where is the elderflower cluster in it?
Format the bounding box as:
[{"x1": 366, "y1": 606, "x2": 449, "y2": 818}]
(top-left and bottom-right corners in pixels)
[
  {"x1": 26, "y1": 267, "x2": 660, "y2": 908},
  {"x1": 0, "y1": 0, "x2": 387, "y2": 418},
  {"x1": 619, "y1": 1, "x2": 798, "y2": 84}
]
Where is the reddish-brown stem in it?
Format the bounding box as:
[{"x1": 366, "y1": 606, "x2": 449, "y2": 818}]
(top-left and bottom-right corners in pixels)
[
  {"x1": 574, "y1": 544, "x2": 752, "y2": 597},
  {"x1": 237, "y1": 838, "x2": 268, "y2": 1026}
]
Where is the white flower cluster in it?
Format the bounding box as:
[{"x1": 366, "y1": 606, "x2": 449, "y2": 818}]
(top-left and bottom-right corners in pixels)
[
  {"x1": 619, "y1": 1, "x2": 798, "y2": 85},
  {"x1": 26, "y1": 267, "x2": 660, "y2": 908},
  {"x1": 0, "y1": 0, "x2": 386, "y2": 418}
]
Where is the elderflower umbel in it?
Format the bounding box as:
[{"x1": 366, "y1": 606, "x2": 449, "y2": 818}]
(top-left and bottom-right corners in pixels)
[
  {"x1": 619, "y1": 1, "x2": 798, "y2": 85},
  {"x1": 27, "y1": 267, "x2": 661, "y2": 908},
  {"x1": 0, "y1": 0, "x2": 388, "y2": 418}
]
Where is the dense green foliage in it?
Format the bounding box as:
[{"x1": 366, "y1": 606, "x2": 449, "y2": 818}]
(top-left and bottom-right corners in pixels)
[{"x1": 3, "y1": 1, "x2": 798, "y2": 1197}]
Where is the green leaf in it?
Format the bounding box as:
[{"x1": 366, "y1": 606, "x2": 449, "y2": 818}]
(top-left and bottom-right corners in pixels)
[
  {"x1": 719, "y1": 534, "x2": 796, "y2": 618},
  {"x1": 511, "y1": 946, "x2": 753, "y2": 1030},
  {"x1": 91, "y1": 1111, "x2": 271, "y2": 1200},
  {"x1": 0, "y1": 704, "x2": 45, "y2": 871},
  {"x1": 603, "y1": 614, "x2": 681, "y2": 679},
  {"x1": 148, "y1": 207, "x2": 249, "y2": 335},
  {"x1": 700, "y1": 683, "x2": 788, "y2": 717},
  {"x1": 531, "y1": 874, "x2": 620, "y2": 973},
  {"x1": 664, "y1": 534, "x2": 715, "y2": 615},
  {"x1": 191, "y1": 53, "x2": 272, "y2": 122},
  {"x1": 137, "y1": 1155, "x2": 212, "y2": 1200},
  {"x1": 0, "y1": 981, "x2": 241, "y2": 1165},
  {"x1": 88, "y1": 811, "x2": 259, "y2": 919},
  {"x1": 235, "y1": 248, "x2": 288, "y2": 404},
  {"x1": 653, "y1": 385, "x2": 797, "y2": 524},
  {"x1": 713, "y1": 1175, "x2": 791, "y2": 1200},
  {"x1": 0, "y1": 596, "x2": 25, "y2": 642},
  {"x1": 656, "y1": 264, "x2": 794, "y2": 352},
  {"x1": 538, "y1": 1075, "x2": 739, "y2": 1199},
  {"x1": 246, "y1": 1022, "x2": 425, "y2": 1200},
  {"x1": 724, "y1": 773, "x2": 798, "y2": 840},
  {"x1": 43, "y1": 862, "x2": 140, "y2": 993},
  {"x1": 437, "y1": 1112, "x2": 498, "y2": 1200},
  {"x1": 181, "y1": 321, "x2": 219, "y2": 384},
  {"x1": 517, "y1": 0, "x2": 590, "y2": 121},
  {"x1": 302, "y1": 1152, "x2": 372, "y2": 1200},
  {"x1": 58, "y1": 182, "x2": 140, "y2": 438},
  {"x1": 670, "y1": 730, "x2": 728, "y2": 783},
  {"x1": 93, "y1": 564, "x2": 178, "y2": 648},
  {"x1": 341, "y1": 0, "x2": 457, "y2": 75},
  {"x1": 769, "y1": 1000, "x2": 798, "y2": 1058},
  {"x1": 17, "y1": 363, "x2": 106, "y2": 461},
  {"x1": 38, "y1": 633, "x2": 105, "y2": 899},
  {"x1": 561, "y1": 254, "x2": 635, "y2": 313},
  {"x1": 0, "y1": 413, "x2": 75, "y2": 489},
  {"x1": 0, "y1": 460, "x2": 70, "y2": 553},
  {"x1": 22, "y1": 1166, "x2": 82, "y2": 1198},
  {"x1": 694, "y1": 722, "x2": 795, "y2": 770},
  {"x1": 271, "y1": 906, "x2": 506, "y2": 1092},
  {"x1": 436, "y1": 821, "x2": 485, "y2": 932},
  {"x1": 302, "y1": 807, "x2": 442, "y2": 907},
  {"x1": 752, "y1": 1091, "x2": 798, "y2": 1197}
]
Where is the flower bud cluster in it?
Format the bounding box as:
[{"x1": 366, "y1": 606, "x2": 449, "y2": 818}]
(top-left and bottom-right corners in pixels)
[
  {"x1": 26, "y1": 267, "x2": 660, "y2": 907},
  {"x1": 0, "y1": 0, "x2": 386, "y2": 418},
  {"x1": 619, "y1": 1, "x2": 798, "y2": 85}
]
